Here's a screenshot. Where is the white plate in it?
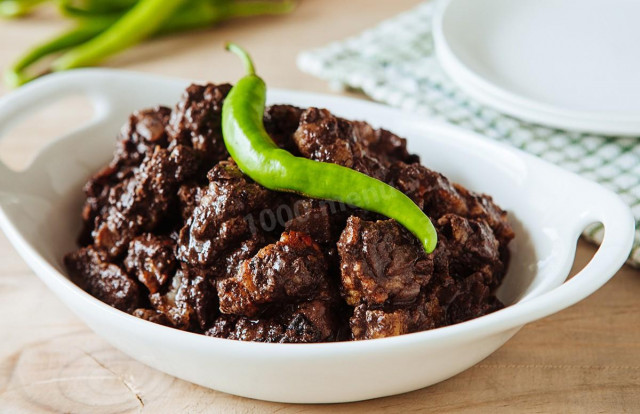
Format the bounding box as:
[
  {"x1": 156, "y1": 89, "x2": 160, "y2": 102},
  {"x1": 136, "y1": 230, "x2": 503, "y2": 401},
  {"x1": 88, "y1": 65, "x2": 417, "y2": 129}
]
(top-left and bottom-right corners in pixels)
[
  {"x1": 433, "y1": 0, "x2": 640, "y2": 136},
  {"x1": 0, "y1": 70, "x2": 634, "y2": 403}
]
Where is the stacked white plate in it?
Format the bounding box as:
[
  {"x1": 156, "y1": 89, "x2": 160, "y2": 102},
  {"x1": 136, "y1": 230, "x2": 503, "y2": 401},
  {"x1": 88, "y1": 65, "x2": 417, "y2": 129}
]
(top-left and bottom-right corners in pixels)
[{"x1": 433, "y1": 0, "x2": 640, "y2": 136}]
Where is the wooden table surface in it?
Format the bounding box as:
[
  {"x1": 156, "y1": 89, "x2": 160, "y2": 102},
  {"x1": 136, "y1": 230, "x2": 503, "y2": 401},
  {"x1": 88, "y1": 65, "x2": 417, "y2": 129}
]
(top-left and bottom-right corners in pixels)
[{"x1": 0, "y1": 1, "x2": 638, "y2": 412}]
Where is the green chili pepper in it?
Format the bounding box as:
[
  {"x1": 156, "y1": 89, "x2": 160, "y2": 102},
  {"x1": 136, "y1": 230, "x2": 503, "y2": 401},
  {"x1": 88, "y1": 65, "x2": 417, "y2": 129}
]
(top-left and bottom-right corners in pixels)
[
  {"x1": 57, "y1": 0, "x2": 137, "y2": 17},
  {"x1": 221, "y1": 43, "x2": 438, "y2": 253},
  {"x1": 57, "y1": 0, "x2": 295, "y2": 32},
  {"x1": 4, "y1": 18, "x2": 114, "y2": 86},
  {"x1": 52, "y1": 0, "x2": 187, "y2": 71},
  {"x1": 5, "y1": 0, "x2": 295, "y2": 87},
  {"x1": 56, "y1": 0, "x2": 295, "y2": 39},
  {"x1": 158, "y1": 0, "x2": 295, "y2": 35},
  {"x1": 0, "y1": 0, "x2": 47, "y2": 18}
]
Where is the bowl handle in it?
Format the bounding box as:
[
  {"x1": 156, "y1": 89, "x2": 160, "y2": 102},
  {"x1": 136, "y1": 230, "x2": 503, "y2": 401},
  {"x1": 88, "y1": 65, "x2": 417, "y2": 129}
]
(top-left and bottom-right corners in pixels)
[
  {"x1": 0, "y1": 71, "x2": 111, "y2": 198},
  {"x1": 499, "y1": 184, "x2": 635, "y2": 332}
]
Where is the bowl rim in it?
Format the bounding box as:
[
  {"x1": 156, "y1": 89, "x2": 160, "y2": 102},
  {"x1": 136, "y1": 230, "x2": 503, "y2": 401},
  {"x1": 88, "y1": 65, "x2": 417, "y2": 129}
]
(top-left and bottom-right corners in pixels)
[{"x1": 0, "y1": 69, "x2": 634, "y2": 355}]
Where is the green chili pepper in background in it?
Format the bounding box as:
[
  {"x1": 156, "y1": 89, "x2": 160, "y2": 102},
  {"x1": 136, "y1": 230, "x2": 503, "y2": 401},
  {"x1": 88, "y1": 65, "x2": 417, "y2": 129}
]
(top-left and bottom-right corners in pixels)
[
  {"x1": 57, "y1": 0, "x2": 137, "y2": 16},
  {"x1": 57, "y1": 0, "x2": 294, "y2": 31},
  {"x1": 5, "y1": 0, "x2": 295, "y2": 87},
  {"x1": 51, "y1": 0, "x2": 186, "y2": 71},
  {"x1": 4, "y1": 18, "x2": 114, "y2": 86},
  {"x1": 159, "y1": 0, "x2": 295, "y2": 35},
  {"x1": 0, "y1": 0, "x2": 47, "y2": 18},
  {"x1": 57, "y1": 0, "x2": 229, "y2": 18},
  {"x1": 58, "y1": 0, "x2": 232, "y2": 18},
  {"x1": 221, "y1": 43, "x2": 438, "y2": 253}
]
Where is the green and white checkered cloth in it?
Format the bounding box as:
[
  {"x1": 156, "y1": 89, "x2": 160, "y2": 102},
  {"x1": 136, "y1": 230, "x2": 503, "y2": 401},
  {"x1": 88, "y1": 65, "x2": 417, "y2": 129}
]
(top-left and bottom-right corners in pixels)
[{"x1": 298, "y1": 2, "x2": 640, "y2": 268}]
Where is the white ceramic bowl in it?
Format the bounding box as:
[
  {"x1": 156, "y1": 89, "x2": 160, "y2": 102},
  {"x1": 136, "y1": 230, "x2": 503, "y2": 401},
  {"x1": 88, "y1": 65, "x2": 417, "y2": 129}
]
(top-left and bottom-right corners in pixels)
[{"x1": 0, "y1": 70, "x2": 634, "y2": 403}]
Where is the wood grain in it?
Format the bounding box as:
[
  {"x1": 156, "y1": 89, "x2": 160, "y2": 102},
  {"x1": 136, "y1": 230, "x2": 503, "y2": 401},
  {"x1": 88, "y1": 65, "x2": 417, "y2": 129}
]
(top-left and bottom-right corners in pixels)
[{"x1": 0, "y1": 1, "x2": 638, "y2": 412}]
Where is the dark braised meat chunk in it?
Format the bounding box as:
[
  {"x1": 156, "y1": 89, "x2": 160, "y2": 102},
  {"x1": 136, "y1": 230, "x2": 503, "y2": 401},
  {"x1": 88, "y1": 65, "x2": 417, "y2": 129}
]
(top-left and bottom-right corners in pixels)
[
  {"x1": 207, "y1": 300, "x2": 338, "y2": 343},
  {"x1": 177, "y1": 182, "x2": 204, "y2": 221},
  {"x1": 65, "y1": 82, "x2": 513, "y2": 343},
  {"x1": 169, "y1": 143, "x2": 200, "y2": 182},
  {"x1": 124, "y1": 234, "x2": 177, "y2": 294},
  {"x1": 79, "y1": 164, "x2": 122, "y2": 246},
  {"x1": 210, "y1": 233, "x2": 269, "y2": 281},
  {"x1": 218, "y1": 231, "x2": 329, "y2": 317},
  {"x1": 177, "y1": 160, "x2": 274, "y2": 266},
  {"x1": 283, "y1": 198, "x2": 349, "y2": 245},
  {"x1": 293, "y1": 108, "x2": 388, "y2": 181},
  {"x1": 115, "y1": 106, "x2": 172, "y2": 168},
  {"x1": 149, "y1": 264, "x2": 218, "y2": 332},
  {"x1": 264, "y1": 104, "x2": 303, "y2": 152},
  {"x1": 447, "y1": 272, "x2": 504, "y2": 324},
  {"x1": 357, "y1": 126, "x2": 420, "y2": 166},
  {"x1": 293, "y1": 107, "x2": 354, "y2": 167},
  {"x1": 349, "y1": 241, "x2": 458, "y2": 341},
  {"x1": 284, "y1": 202, "x2": 332, "y2": 245},
  {"x1": 437, "y1": 214, "x2": 503, "y2": 286},
  {"x1": 350, "y1": 303, "x2": 420, "y2": 340},
  {"x1": 92, "y1": 146, "x2": 195, "y2": 258},
  {"x1": 349, "y1": 277, "x2": 457, "y2": 340},
  {"x1": 168, "y1": 83, "x2": 232, "y2": 166},
  {"x1": 132, "y1": 308, "x2": 172, "y2": 326},
  {"x1": 348, "y1": 222, "x2": 506, "y2": 341},
  {"x1": 390, "y1": 162, "x2": 469, "y2": 218},
  {"x1": 337, "y1": 217, "x2": 433, "y2": 306},
  {"x1": 80, "y1": 107, "x2": 174, "y2": 243},
  {"x1": 454, "y1": 184, "x2": 515, "y2": 246},
  {"x1": 293, "y1": 108, "x2": 417, "y2": 175},
  {"x1": 64, "y1": 246, "x2": 140, "y2": 313},
  {"x1": 390, "y1": 162, "x2": 514, "y2": 247}
]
